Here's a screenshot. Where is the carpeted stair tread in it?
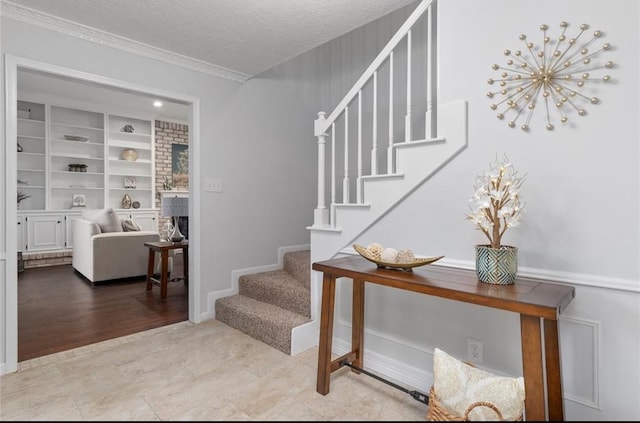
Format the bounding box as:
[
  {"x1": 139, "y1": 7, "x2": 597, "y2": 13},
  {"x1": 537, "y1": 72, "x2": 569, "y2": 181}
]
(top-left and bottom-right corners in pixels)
[
  {"x1": 215, "y1": 250, "x2": 311, "y2": 355},
  {"x1": 239, "y1": 269, "x2": 310, "y2": 317},
  {"x1": 283, "y1": 250, "x2": 310, "y2": 290},
  {"x1": 215, "y1": 295, "x2": 311, "y2": 355}
]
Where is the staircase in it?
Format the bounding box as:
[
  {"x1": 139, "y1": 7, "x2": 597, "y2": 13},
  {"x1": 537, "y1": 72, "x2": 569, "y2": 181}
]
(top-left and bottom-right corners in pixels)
[
  {"x1": 215, "y1": 250, "x2": 311, "y2": 355},
  {"x1": 216, "y1": 0, "x2": 468, "y2": 357}
]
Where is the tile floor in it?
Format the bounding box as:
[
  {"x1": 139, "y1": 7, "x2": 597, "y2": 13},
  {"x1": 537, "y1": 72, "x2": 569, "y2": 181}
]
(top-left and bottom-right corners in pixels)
[{"x1": 1, "y1": 320, "x2": 428, "y2": 421}]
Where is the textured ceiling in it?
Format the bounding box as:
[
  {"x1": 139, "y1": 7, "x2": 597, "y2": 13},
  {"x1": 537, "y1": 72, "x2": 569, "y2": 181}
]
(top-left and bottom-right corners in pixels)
[{"x1": 6, "y1": 0, "x2": 417, "y2": 77}]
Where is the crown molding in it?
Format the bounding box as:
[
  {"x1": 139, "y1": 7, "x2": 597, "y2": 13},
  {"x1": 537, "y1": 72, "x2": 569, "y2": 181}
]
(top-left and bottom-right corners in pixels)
[{"x1": 0, "y1": 0, "x2": 250, "y2": 83}]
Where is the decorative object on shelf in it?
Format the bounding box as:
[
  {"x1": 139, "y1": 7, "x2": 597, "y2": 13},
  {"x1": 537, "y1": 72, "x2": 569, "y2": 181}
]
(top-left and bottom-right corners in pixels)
[
  {"x1": 68, "y1": 164, "x2": 88, "y2": 172},
  {"x1": 17, "y1": 142, "x2": 23, "y2": 152},
  {"x1": 353, "y1": 244, "x2": 444, "y2": 271},
  {"x1": 63, "y1": 134, "x2": 90, "y2": 142},
  {"x1": 132, "y1": 201, "x2": 141, "y2": 209},
  {"x1": 17, "y1": 178, "x2": 29, "y2": 185},
  {"x1": 172, "y1": 143, "x2": 189, "y2": 188},
  {"x1": 121, "y1": 193, "x2": 132, "y2": 209},
  {"x1": 121, "y1": 124, "x2": 135, "y2": 133},
  {"x1": 17, "y1": 108, "x2": 31, "y2": 119},
  {"x1": 487, "y1": 22, "x2": 614, "y2": 131},
  {"x1": 466, "y1": 155, "x2": 526, "y2": 284},
  {"x1": 161, "y1": 195, "x2": 188, "y2": 242},
  {"x1": 123, "y1": 176, "x2": 137, "y2": 189},
  {"x1": 17, "y1": 190, "x2": 31, "y2": 208},
  {"x1": 121, "y1": 148, "x2": 138, "y2": 161},
  {"x1": 71, "y1": 193, "x2": 86, "y2": 208},
  {"x1": 162, "y1": 176, "x2": 173, "y2": 191}
]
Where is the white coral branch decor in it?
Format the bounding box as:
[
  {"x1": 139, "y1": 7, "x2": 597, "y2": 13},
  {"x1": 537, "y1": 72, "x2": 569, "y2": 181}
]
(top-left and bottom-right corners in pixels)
[{"x1": 466, "y1": 156, "x2": 526, "y2": 248}]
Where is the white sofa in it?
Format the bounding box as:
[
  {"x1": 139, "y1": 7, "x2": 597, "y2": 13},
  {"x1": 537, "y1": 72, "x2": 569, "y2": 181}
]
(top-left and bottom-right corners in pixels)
[{"x1": 72, "y1": 209, "x2": 167, "y2": 283}]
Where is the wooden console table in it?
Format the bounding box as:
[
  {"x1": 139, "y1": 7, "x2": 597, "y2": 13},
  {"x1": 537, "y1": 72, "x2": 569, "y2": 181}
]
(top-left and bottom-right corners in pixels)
[
  {"x1": 312, "y1": 255, "x2": 575, "y2": 421},
  {"x1": 145, "y1": 240, "x2": 188, "y2": 299}
]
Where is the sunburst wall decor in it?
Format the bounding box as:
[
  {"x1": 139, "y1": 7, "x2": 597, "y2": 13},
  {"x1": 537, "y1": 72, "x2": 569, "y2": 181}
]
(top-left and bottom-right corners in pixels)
[{"x1": 487, "y1": 22, "x2": 614, "y2": 131}]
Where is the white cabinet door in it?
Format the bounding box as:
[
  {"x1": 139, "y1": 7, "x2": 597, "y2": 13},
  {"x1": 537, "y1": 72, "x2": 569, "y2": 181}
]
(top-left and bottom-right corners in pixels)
[
  {"x1": 17, "y1": 215, "x2": 26, "y2": 251},
  {"x1": 130, "y1": 211, "x2": 158, "y2": 232},
  {"x1": 64, "y1": 212, "x2": 83, "y2": 249},
  {"x1": 117, "y1": 210, "x2": 159, "y2": 232},
  {"x1": 25, "y1": 214, "x2": 65, "y2": 251}
]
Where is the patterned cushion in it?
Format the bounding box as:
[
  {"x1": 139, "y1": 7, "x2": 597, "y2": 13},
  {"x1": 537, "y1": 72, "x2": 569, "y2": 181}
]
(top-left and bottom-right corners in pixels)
[
  {"x1": 121, "y1": 219, "x2": 142, "y2": 232},
  {"x1": 432, "y1": 348, "x2": 525, "y2": 420},
  {"x1": 82, "y1": 208, "x2": 123, "y2": 233}
]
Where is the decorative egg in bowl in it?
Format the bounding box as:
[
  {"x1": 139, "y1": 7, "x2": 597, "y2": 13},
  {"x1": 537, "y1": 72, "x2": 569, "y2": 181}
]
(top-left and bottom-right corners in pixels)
[{"x1": 353, "y1": 244, "x2": 444, "y2": 271}]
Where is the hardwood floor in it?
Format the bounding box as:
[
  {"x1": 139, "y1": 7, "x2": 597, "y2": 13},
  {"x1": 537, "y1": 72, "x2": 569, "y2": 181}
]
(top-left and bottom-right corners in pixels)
[{"x1": 17, "y1": 257, "x2": 188, "y2": 362}]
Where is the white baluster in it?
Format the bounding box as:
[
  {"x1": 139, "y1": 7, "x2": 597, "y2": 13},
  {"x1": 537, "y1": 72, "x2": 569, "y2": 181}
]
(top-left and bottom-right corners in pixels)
[
  {"x1": 313, "y1": 111, "x2": 328, "y2": 227},
  {"x1": 425, "y1": 4, "x2": 434, "y2": 139},
  {"x1": 357, "y1": 90, "x2": 363, "y2": 203},
  {"x1": 372, "y1": 71, "x2": 378, "y2": 176},
  {"x1": 343, "y1": 106, "x2": 350, "y2": 204},
  {"x1": 388, "y1": 51, "x2": 394, "y2": 174},
  {"x1": 405, "y1": 29, "x2": 412, "y2": 143},
  {"x1": 331, "y1": 123, "x2": 336, "y2": 227}
]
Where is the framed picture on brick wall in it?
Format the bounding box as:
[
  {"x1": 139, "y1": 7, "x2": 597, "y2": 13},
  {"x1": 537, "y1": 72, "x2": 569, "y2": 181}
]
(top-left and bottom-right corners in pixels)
[{"x1": 172, "y1": 143, "x2": 189, "y2": 188}]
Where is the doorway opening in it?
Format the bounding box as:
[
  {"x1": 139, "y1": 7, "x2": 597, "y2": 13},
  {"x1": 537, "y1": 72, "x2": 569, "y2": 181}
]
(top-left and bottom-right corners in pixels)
[{"x1": 4, "y1": 55, "x2": 202, "y2": 373}]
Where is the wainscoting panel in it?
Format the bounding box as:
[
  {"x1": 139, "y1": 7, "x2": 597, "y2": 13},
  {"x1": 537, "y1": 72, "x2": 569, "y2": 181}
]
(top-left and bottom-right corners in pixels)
[{"x1": 560, "y1": 316, "x2": 601, "y2": 409}]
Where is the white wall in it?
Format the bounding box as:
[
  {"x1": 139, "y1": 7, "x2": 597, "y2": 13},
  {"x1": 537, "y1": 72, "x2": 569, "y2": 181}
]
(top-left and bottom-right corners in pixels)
[
  {"x1": 2, "y1": 0, "x2": 639, "y2": 419},
  {"x1": 0, "y1": 15, "x2": 316, "y2": 369},
  {"x1": 295, "y1": 0, "x2": 639, "y2": 420},
  {"x1": 263, "y1": 0, "x2": 639, "y2": 420}
]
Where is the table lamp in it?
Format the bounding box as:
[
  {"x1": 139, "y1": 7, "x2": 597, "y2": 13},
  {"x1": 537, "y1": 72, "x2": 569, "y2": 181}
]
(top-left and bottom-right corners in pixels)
[{"x1": 161, "y1": 195, "x2": 188, "y2": 242}]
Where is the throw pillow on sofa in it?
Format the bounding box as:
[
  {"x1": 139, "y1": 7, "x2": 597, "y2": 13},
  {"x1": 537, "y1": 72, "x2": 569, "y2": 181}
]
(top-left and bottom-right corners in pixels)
[
  {"x1": 82, "y1": 208, "x2": 123, "y2": 233},
  {"x1": 121, "y1": 219, "x2": 142, "y2": 232}
]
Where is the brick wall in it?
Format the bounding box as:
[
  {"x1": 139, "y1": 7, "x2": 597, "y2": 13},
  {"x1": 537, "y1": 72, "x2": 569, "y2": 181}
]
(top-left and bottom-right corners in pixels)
[
  {"x1": 23, "y1": 250, "x2": 73, "y2": 269},
  {"x1": 155, "y1": 120, "x2": 189, "y2": 234}
]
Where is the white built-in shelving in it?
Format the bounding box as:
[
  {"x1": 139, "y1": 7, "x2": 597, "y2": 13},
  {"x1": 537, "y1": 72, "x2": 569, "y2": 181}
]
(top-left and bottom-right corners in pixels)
[
  {"x1": 17, "y1": 100, "x2": 46, "y2": 210},
  {"x1": 16, "y1": 100, "x2": 158, "y2": 252},
  {"x1": 49, "y1": 105, "x2": 106, "y2": 210},
  {"x1": 107, "y1": 115, "x2": 154, "y2": 209}
]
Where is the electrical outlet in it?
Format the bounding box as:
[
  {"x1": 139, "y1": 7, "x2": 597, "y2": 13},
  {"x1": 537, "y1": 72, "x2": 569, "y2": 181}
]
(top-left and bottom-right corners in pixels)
[
  {"x1": 467, "y1": 338, "x2": 484, "y2": 363},
  {"x1": 205, "y1": 178, "x2": 223, "y2": 192}
]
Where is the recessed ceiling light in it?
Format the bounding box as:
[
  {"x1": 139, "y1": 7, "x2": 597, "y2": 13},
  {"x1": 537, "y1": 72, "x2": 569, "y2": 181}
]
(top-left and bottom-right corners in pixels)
[{"x1": 153, "y1": 100, "x2": 163, "y2": 108}]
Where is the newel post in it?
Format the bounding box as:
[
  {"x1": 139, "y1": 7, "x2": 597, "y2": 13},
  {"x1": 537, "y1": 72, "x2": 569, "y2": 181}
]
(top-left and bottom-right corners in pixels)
[{"x1": 313, "y1": 112, "x2": 329, "y2": 227}]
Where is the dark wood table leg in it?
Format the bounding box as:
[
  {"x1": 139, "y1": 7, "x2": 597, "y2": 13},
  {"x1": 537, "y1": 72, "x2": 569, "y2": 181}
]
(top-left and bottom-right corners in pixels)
[
  {"x1": 146, "y1": 248, "x2": 155, "y2": 291},
  {"x1": 521, "y1": 314, "x2": 546, "y2": 421},
  {"x1": 544, "y1": 318, "x2": 565, "y2": 421},
  {"x1": 160, "y1": 250, "x2": 169, "y2": 298},
  {"x1": 183, "y1": 246, "x2": 188, "y2": 284},
  {"x1": 352, "y1": 278, "x2": 365, "y2": 372},
  {"x1": 316, "y1": 272, "x2": 336, "y2": 395}
]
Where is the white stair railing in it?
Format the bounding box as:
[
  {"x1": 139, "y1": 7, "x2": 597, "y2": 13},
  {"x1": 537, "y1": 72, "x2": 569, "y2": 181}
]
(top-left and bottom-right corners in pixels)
[{"x1": 312, "y1": 0, "x2": 437, "y2": 229}]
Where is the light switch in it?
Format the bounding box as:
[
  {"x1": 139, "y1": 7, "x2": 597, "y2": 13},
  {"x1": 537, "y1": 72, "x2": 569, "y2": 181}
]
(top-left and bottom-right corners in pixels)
[{"x1": 205, "y1": 178, "x2": 223, "y2": 192}]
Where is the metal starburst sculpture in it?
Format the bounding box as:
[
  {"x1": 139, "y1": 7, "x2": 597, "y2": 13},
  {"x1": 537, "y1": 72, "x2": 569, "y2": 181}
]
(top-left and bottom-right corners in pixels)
[{"x1": 487, "y1": 22, "x2": 613, "y2": 131}]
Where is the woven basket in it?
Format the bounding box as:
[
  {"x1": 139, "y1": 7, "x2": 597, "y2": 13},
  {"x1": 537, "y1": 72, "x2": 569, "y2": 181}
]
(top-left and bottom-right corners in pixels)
[{"x1": 426, "y1": 386, "x2": 524, "y2": 421}]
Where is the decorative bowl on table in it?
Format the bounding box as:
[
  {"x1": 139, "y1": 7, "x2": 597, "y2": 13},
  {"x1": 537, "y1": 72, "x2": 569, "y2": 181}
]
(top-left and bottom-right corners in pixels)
[
  {"x1": 353, "y1": 244, "x2": 444, "y2": 271},
  {"x1": 63, "y1": 135, "x2": 90, "y2": 142}
]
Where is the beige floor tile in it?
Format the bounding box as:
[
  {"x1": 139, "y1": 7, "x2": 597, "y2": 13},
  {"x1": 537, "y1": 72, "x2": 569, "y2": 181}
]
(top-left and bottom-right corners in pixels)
[
  {"x1": 254, "y1": 395, "x2": 325, "y2": 421},
  {"x1": 1, "y1": 395, "x2": 83, "y2": 421},
  {"x1": 1, "y1": 320, "x2": 428, "y2": 421}
]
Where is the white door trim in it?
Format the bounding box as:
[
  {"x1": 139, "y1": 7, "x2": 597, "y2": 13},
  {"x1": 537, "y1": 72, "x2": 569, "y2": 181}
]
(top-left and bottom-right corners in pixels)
[{"x1": 3, "y1": 55, "x2": 202, "y2": 374}]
